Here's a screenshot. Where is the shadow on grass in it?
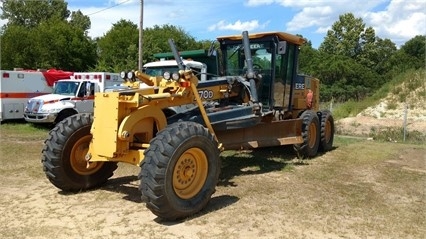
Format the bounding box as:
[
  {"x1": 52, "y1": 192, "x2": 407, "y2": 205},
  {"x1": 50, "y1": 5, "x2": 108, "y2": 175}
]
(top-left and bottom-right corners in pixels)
[
  {"x1": 219, "y1": 145, "x2": 308, "y2": 187},
  {"x1": 29, "y1": 122, "x2": 55, "y2": 130},
  {"x1": 0, "y1": 118, "x2": 27, "y2": 125}
]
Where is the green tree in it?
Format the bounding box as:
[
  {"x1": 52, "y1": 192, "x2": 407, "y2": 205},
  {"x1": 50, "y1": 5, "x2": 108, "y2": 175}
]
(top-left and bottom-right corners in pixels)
[
  {"x1": 400, "y1": 35, "x2": 425, "y2": 69},
  {"x1": 319, "y1": 13, "x2": 367, "y2": 58},
  {"x1": 299, "y1": 42, "x2": 320, "y2": 75},
  {"x1": 316, "y1": 13, "x2": 400, "y2": 101},
  {"x1": 370, "y1": 38, "x2": 396, "y2": 75},
  {"x1": 0, "y1": 24, "x2": 35, "y2": 69},
  {"x1": 143, "y1": 24, "x2": 204, "y2": 63},
  {"x1": 32, "y1": 19, "x2": 97, "y2": 71},
  {"x1": 95, "y1": 23, "x2": 205, "y2": 72},
  {"x1": 386, "y1": 35, "x2": 425, "y2": 78},
  {"x1": 1, "y1": 0, "x2": 70, "y2": 28},
  {"x1": 69, "y1": 10, "x2": 91, "y2": 33},
  {"x1": 95, "y1": 19, "x2": 139, "y2": 72},
  {"x1": 0, "y1": 0, "x2": 96, "y2": 71}
]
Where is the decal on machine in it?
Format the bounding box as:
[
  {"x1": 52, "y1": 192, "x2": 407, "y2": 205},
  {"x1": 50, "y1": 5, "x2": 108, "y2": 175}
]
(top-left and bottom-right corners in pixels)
[
  {"x1": 295, "y1": 83, "x2": 305, "y2": 90},
  {"x1": 198, "y1": 90, "x2": 214, "y2": 99}
]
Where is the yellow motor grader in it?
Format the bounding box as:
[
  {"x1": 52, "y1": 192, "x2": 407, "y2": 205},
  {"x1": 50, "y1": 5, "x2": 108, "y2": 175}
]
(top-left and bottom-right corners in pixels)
[{"x1": 42, "y1": 31, "x2": 334, "y2": 220}]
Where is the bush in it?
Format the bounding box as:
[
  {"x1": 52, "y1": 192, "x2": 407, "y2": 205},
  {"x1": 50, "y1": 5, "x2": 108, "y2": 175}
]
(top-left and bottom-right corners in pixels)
[{"x1": 369, "y1": 127, "x2": 426, "y2": 144}]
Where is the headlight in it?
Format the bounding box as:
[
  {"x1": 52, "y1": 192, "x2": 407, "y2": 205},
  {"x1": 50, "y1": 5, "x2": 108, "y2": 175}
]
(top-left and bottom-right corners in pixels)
[
  {"x1": 172, "y1": 72, "x2": 180, "y2": 81},
  {"x1": 120, "y1": 71, "x2": 126, "y2": 79},
  {"x1": 163, "y1": 71, "x2": 171, "y2": 80},
  {"x1": 127, "y1": 71, "x2": 135, "y2": 81}
]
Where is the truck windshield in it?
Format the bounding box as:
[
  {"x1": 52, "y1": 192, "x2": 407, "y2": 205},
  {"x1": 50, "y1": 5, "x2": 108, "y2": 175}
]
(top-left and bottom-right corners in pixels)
[
  {"x1": 145, "y1": 65, "x2": 203, "y2": 76},
  {"x1": 53, "y1": 81, "x2": 80, "y2": 96},
  {"x1": 145, "y1": 66, "x2": 180, "y2": 76}
]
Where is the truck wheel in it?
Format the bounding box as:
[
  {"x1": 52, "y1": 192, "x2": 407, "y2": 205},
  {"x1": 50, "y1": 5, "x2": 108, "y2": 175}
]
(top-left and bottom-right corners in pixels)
[
  {"x1": 41, "y1": 113, "x2": 118, "y2": 191},
  {"x1": 140, "y1": 121, "x2": 220, "y2": 220},
  {"x1": 318, "y1": 110, "x2": 334, "y2": 152},
  {"x1": 54, "y1": 109, "x2": 76, "y2": 124},
  {"x1": 294, "y1": 110, "x2": 320, "y2": 158}
]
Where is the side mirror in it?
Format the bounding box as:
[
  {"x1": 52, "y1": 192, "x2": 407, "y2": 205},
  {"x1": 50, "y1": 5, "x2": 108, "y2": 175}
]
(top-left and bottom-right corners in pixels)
[
  {"x1": 85, "y1": 82, "x2": 91, "y2": 97},
  {"x1": 278, "y1": 41, "x2": 287, "y2": 55}
]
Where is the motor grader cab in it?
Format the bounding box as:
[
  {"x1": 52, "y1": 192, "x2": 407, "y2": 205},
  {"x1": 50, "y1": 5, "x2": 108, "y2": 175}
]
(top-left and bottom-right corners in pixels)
[{"x1": 41, "y1": 31, "x2": 334, "y2": 220}]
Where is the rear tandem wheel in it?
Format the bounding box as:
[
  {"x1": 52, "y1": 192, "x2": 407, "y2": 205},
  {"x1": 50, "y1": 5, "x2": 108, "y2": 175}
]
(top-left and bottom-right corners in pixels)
[
  {"x1": 318, "y1": 109, "x2": 334, "y2": 152},
  {"x1": 293, "y1": 110, "x2": 321, "y2": 158}
]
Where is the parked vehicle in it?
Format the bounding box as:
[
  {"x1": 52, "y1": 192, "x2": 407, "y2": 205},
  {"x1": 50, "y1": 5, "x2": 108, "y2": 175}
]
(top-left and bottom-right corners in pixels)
[
  {"x1": 0, "y1": 69, "x2": 73, "y2": 122},
  {"x1": 24, "y1": 72, "x2": 122, "y2": 124},
  {"x1": 144, "y1": 59, "x2": 209, "y2": 81}
]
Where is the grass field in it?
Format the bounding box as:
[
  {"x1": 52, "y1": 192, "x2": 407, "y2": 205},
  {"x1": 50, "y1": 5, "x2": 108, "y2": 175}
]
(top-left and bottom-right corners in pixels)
[{"x1": 0, "y1": 122, "x2": 425, "y2": 239}]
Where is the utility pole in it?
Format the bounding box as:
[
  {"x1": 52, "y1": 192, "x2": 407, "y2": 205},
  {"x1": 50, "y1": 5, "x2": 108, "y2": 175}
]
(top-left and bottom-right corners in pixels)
[{"x1": 138, "y1": 0, "x2": 144, "y2": 71}]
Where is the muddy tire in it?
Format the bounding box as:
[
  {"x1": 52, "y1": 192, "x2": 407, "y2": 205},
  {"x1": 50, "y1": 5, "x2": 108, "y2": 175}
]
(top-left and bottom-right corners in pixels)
[
  {"x1": 294, "y1": 110, "x2": 320, "y2": 158},
  {"x1": 41, "y1": 113, "x2": 118, "y2": 191},
  {"x1": 140, "y1": 121, "x2": 220, "y2": 220},
  {"x1": 318, "y1": 110, "x2": 334, "y2": 152}
]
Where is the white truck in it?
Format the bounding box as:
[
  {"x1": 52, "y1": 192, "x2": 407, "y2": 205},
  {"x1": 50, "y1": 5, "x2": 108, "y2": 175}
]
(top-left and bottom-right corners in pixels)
[
  {"x1": 143, "y1": 59, "x2": 208, "y2": 81},
  {"x1": 142, "y1": 59, "x2": 214, "y2": 116},
  {"x1": 0, "y1": 69, "x2": 73, "y2": 122},
  {"x1": 24, "y1": 72, "x2": 123, "y2": 124}
]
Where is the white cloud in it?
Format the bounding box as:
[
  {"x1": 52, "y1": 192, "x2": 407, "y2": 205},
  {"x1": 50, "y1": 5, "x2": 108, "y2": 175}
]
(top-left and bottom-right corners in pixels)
[
  {"x1": 364, "y1": 0, "x2": 426, "y2": 44},
  {"x1": 316, "y1": 26, "x2": 330, "y2": 34},
  {"x1": 64, "y1": 0, "x2": 426, "y2": 47},
  {"x1": 286, "y1": 6, "x2": 333, "y2": 31},
  {"x1": 208, "y1": 20, "x2": 269, "y2": 32},
  {"x1": 74, "y1": 1, "x2": 184, "y2": 38},
  {"x1": 2, "y1": 0, "x2": 423, "y2": 48},
  {"x1": 280, "y1": 0, "x2": 387, "y2": 32},
  {"x1": 76, "y1": 0, "x2": 217, "y2": 38},
  {"x1": 246, "y1": 0, "x2": 275, "y2": 6},
  {"x1": 246, "y1": 0, "x2": 425, "y2": 46}
]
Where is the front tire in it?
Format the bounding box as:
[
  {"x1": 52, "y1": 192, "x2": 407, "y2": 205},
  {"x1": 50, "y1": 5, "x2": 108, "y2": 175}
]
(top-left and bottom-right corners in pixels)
[
  {"x1": 42, "y1": 113, "x2": 118, "y2": 191},
  {"x1": 294, "y1": 110, "x2": 320, "y2": 159},
  {"x1": 140, "y1": 121, "x2": 220, "y2": 220}
]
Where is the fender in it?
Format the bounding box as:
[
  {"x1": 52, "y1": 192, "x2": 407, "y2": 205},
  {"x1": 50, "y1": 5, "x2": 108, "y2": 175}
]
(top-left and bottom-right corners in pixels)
[
  {"x1": 117, "y1": 105, "x2": 167, "y2": 141},
  {"x1": 88, "y1": 105, "x2": 167, "y2": 163}
]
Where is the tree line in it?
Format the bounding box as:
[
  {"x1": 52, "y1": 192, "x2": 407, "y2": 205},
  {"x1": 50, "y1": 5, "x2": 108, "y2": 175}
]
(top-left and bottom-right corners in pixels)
[
  {"x1": 1, "y1": 0, "x2": 424, "y2": 102},
  {"x1": 299, "y1": 14, "x2": 425, "y2": 102}
]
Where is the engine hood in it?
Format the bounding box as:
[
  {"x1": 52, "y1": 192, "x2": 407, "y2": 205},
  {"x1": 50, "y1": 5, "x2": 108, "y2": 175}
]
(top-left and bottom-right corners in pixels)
[{"x1": 29, "y1": 94, "x2": 72, "y2": 102}]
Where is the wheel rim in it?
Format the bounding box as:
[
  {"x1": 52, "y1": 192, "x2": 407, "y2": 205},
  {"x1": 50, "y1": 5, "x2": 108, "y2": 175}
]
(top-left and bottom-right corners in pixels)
[
  {"x1": 70, "y1": 135, "x2": 103, "y2": 175},
  {"x1": 308, "y1": 122, "x2": 317, "y2": 148},
  {"x1": 324, "y1": 119, "x2": 332, "y2": 143},
  {"x1": 173, "y1": 147, "x2": 208, "y2": 199}
]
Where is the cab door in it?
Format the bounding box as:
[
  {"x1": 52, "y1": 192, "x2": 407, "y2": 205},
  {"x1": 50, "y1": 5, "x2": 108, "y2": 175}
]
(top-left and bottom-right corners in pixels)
[{"x1": 75, "y1": 81, "x2": 95, "y2": 113}]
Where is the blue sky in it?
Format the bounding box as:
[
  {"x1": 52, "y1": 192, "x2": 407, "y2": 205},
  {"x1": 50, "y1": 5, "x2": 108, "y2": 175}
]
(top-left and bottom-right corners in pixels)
[{"x1": 2, "y1": 0, "x2": 425, "y2": 49}]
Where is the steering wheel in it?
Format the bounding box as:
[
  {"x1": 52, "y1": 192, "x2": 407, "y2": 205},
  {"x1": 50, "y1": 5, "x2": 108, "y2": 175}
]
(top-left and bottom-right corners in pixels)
[{"x1": 253, "y1": 64, "x2": 262, "y2": 71}]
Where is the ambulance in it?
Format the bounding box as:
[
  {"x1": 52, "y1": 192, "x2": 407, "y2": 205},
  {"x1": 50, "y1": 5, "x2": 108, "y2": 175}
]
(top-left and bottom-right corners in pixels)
[
  {"x1": 24, "y1": 72, "x2": 123, "y2": 124},
  {"x1": 0, "y1": 69, "x2": 73, "y2": 122}
]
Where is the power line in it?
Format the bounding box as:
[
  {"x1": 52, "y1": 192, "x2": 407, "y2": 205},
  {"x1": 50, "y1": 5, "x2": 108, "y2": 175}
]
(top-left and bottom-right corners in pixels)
[{"x1": 86, "y1": 0, "x2": 132, "y2": 16}]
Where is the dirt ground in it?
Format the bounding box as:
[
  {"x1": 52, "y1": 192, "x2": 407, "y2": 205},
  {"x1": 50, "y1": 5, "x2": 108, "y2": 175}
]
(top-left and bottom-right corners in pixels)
[
  {"x1": 335, "y1": 97, "x2": 426, "y2": 138},
  {"x1": 0, "y1": 123, "x2": 425, "y2": 239},
  {"x1": 336, "y1": 115, "x2": 426, "y2": 137}
]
